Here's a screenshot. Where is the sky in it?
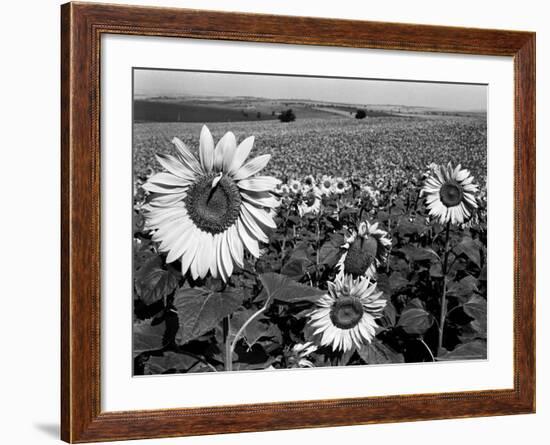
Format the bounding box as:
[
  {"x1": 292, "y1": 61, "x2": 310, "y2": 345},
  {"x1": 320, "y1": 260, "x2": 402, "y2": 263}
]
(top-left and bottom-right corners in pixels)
[{"x1": 134, "y1": 68, "x2": 487, "y2": 111}]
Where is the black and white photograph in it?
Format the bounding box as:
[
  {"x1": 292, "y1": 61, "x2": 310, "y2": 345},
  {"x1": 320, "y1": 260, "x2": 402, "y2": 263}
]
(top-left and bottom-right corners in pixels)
[{"x1": 132, "y1": 68, "x2": 488, "y2": 375}]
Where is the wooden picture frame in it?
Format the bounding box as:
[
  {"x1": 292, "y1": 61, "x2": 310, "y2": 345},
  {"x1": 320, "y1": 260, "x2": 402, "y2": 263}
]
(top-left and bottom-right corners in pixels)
[{"x1": 61, "y1": 2, "x2": 535, "y2": 442}]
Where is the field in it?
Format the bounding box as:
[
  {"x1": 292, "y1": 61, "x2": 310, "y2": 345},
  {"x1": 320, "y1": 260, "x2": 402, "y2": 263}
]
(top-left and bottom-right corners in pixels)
[
  {"x1": 133, "y1": 113, "x2": 488, "y2": 374},
  {"x1": 134, "y1": 115, "x2": 486, "y2": 184}
]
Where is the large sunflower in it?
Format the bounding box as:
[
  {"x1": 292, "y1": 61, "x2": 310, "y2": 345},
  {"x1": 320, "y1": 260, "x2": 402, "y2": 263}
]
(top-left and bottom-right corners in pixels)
[
  {"x1": 337, "y1": 221, "x2": 391, "y2": 279},
  {"x1": 421, "y1": 162, "x2": 478, "y2": 225},
  {"x1": 142, "y1": 125, "x2": 280, "y2": 281},
  {"x1": 308, "y1": 274, "x2": 386, "y2": 353}
]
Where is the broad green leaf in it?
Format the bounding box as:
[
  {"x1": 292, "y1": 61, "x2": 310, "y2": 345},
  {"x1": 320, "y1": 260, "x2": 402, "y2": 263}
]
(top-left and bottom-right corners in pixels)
[
  {"x1": 388, "y1": 272, "x2": 409, "y2": 292},
  {"x1": 318, "y1": 233, "x2": 345, "y2": 266},
  {"x1": 133, "y1": 319, "x2": 167, "y2": 356},
  {"x1": 398, "y1": 308, "x2": 433, "y2": 335},
  {"x1": 463, "y1": 295, "x2": 487, "y2": 333},
  {"x1": 454, "y1": 237, "x2": 483, "y2": 268},
  {"x1": 400, "y1": 245, "x2": 440, "y2": 262},
  {"x1": 281, "y1": 244, "x2": 314, "y2": 279},
  {"x1": 230, "y1": 309, "x2": 281, "y2": 348},
  {"x1": 174, "y1": 287, "x2": 243, "y2": 345},
  {"x1": 378, "y1": 302, "x2": 397, "y2": 328},
  {"x1": 281, "y1": 258, "x2": 309, "y2": 280},
  {"x1": 144, "y1": 351, "x2": 200, "y2": 374},
  {"x1": 438, "y1": 339, "x2": 487, "y2": 361},
  {"x1": 447, "y1": 275, "x2": 478, "y2": 302},
  {"x1": 358, "y1": 339, "x2": 404, "y2": 364},
  {"x1": 258, "y1": 273, "x2": 325, "y2": 303},
  {"x1": 135, "y1": 255, "x2": 179, "y2": 305}
]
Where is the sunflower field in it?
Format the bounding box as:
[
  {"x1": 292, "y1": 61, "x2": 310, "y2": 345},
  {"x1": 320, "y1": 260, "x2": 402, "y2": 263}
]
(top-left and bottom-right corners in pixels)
[{"x1": 133, "y1": 115, "x2": 487, "y2": 375}]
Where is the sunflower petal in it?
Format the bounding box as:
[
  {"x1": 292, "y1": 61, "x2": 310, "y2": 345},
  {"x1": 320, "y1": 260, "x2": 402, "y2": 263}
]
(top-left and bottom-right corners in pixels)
[
  {"x1": 171, "y1": 137, "x2": 202, "y2": 175},
  {"x1": 238, "y1": 176, "x2": 281, "y2": 192},
  {"x1": 199, "y1": 125, "x2": 214, "y2": 172},
  {"x1": 233, "y1": 154, "x2": 271, "y2": 181},
  {"x1": 228, "y1": 136, "x2": 255, "y2": 174}
]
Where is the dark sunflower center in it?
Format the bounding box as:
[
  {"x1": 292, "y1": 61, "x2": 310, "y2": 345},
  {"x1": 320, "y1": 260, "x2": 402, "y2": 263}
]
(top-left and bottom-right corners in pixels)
[
  {"x1": 323, "y1": 180, "x2": 332, "y2": 188},
  {"x1": 337, "y1": 182, "x2": 345, "y2": 190},
  {"x1": 184, "y1": 174, "x2": 241, "y2": 234},
  {"x1": 439, "y1": 182, "x2": 463, "y2": 207},
  {"x1": 330, "y1": 296, "x2": 364, "y2": 329},
  {"x1": 343, "y1": 238, "x2": 376, "y2": 278}
]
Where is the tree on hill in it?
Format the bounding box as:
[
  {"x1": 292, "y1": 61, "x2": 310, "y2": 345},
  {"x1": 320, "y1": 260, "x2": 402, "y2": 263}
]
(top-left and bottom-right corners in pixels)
[
  {"x1": 355, "y1": 109, "x2": 367, "y2": 119},
  {"x1": 278, "y1": 109, "x2": 296, "y2": 123}
]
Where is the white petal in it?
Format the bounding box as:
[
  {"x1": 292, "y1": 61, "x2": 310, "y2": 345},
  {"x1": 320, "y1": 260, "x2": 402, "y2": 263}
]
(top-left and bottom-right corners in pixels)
[
  {"x1": 236, "y1": 218, "x2": 260, "y2": 257},
  {"x1": 142, "y1": 182, "x2": 187, "y2": 194},
  {"x1": 227, "y1": 225, "x2": 244, "y2": 269},
  {"x1": 217, "y1": 231, "x2": 227, "y2": 282},
  {"x1": 238, "y1": 176, "x2": 281, "y2": 192},
  {"x1": 199, "y1": 125, "x2": 214, "y2": 172},
  {"x1": 233, "y1": 154, "x2": 271, "y2": 181},
  {"x1": 209, "y1": 234, "x2": 220, "y2": 278},
  {"x1": 147, "y1": 172, "x2": 192, "y2": 187},
  {"x1": 180, "y1": 231, "x2": 199, "y2": 276},
  {"x1": 165, "y1": 224, "x2": 194, "y2": 263},
  {"x1": 145, "y1": 207, "x2": 186, "y2": 228},
  {"x1": 213, "y1": 131, "x2": 237, "y2": 172},
  {"x1": 240, "y1": 206, "x2": 269, "y2": 243},
  {"x1": 228, "y1": 136, "x2": 255, "y2": 174},
  {"x1": 149, "y1": 192, "x2": 186, "y2": 207},
  {"x1": 197, "y1": 231, "x2": 213, "y2": 278},
  {"x1": 242, "y1": 202, "x2": 277, "y2": 229},
  {"x1": 155, "y1": 154, "x2": 195, "y2": 180},
  {"x1": 171, "y1": 137, "x2": 202, "y2": 175},
  {"x1": 220, "y1": 231, "x2": 234, "y2": 279}
]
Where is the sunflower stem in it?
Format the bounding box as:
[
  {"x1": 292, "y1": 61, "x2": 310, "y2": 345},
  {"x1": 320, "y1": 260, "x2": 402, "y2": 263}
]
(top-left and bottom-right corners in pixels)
[
  {"x1": 419, "y1": 338, "x2": 435, "y2": 362},
  {"x1": 229, "y1": 301, "x2": 270, "y2": 366},
  {"x1": 315, "y1": 212, "x2": 321, "y2": 286},
  {"x1": 437, "y1": 221, "x2": 451, "y2": 355},
  {"x1": 223, "y1": 316, "x2": 232, "y2": 372}
]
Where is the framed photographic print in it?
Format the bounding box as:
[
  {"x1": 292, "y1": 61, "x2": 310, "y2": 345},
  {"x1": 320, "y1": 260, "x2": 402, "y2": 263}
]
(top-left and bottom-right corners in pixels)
[{"x1": 61, "y1": 2, "x2": 535, "y2": 443}]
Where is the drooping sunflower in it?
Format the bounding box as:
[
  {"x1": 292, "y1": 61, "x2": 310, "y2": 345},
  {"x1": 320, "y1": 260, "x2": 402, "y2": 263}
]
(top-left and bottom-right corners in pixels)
[
  {"x1": 142, "y1": 125, "x2": 280, "y2": 281},
  {"x1": 319, "y1": 175, "x2": 334, "y2": 196},
  {"x1": 421, "y1": 162, "x2": 478, "y2": 225},
  {"x1": 337, "y1": 221, "x2": 391, "y2": 279},
  {"x1": 308, "y1": 274, "x2": 386, "y2": 353},
  {"x1": 298, "y1": 186, "x2": 322, "y2": 217}
]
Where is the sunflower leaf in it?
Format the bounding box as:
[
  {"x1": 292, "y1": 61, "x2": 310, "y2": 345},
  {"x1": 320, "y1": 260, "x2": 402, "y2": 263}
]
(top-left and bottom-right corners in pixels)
[
  {"x1": 133, "y1": 319, "x2": 168, "y2": 357},
  {"x1": 174, "y1": 287, "x2": 243, "y2": 345},
  {"x1": 258, "y1": 273, "x2": 325, "y2": 304},
  {"x1": 447, "y1": 275, "x2": 478, "y2": 303},
  {"x1": 358, "y1": 339, "x2": 404, "y2": 364},
  {"x1": 230, "y1": 309, "x2": 281, "y2": 348},
  {"x1": 318, "y1": 233, "x2": 345, "y2": 266},
  {"x1": 462, "y1": 295, "x2": 487, "y2": 333},
  {"x1": 454, "y1": 237, "x2": 483, "y2": 268},
  {"x1": 144, "y1": 351, "x2": 201, "y2": 374},
  {"x1": 135, "y1": 255, "x2": 180, "y2": 305},
  {"x1": 437, "y1": 339, "x2": 487, "y2": 361},
  {"x1": 397, "y1": 308, "x2": 434, "y2": 335},
  {"x1": 400, "y1": 245, "x2": 440, "y2": 262}
]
